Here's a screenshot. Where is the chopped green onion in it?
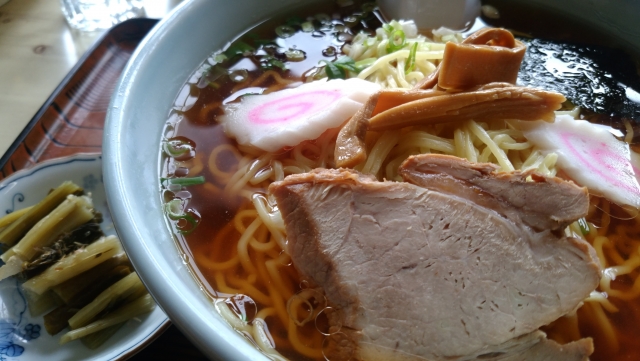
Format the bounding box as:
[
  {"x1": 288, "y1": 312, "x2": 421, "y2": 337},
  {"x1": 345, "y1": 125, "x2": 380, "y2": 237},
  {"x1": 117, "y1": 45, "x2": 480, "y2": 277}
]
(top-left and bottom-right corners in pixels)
[
  {"x1": 382, "y1": 23, "x2": 394, "y2": 33},
  {"x1": 355, "y1": 58, "x2": 376, "y2": 72},
  {"x1": 176, "y1": 213, "x2": 199, "y2": 234},
  {"x1": 321, "y1": 60, "x2": 345, "y2": 79},
  {"x1": 301, "y1": 21, "x2": 314, "y2": 32},
  {"x1": 271, "y1": 59, "x2": 287, "y2": 70},
  {"x1": 364, "y1": 36, "x2": 377, "y2": 47},
  {"x1": 163, "y1": 200, "x2": 199, "y2": 234},
  {"x1": 204, "y1": 65, "x2": 227, "y2": 83},
  {"x1": 224, "y1": 41, "x2": 255, "y2": 58},
  {"x1": 577, "y1": 218, "x2": 590, "y2": 235},
  {"x1": 212, "y1": 53, "x2": 227, "y2": 63},
  {"x1": 275, "y1": 25, "x2": 296, "y2": 38},
  {"x1": 164, "y1": 199, "x2": 184, "y2": 220},
  {"x1": 229, "y1": 69, "x2": 249, "y2": 83},
  {"x1": 163, "y1": 139, "x2": 190, "y2": 157},
  {"x1": 161, "y1": 176, "x2": 205, "y2": 187},
  {"x1": 285, "y1": 49, "x2": 306, "y2": 62},
  {"x1": 260, "y1": 56, "x2": 287, "y2": 71},
  {"x1": 405, "y1": 42, "x2": 418, "y2": 74},
  {"x1": 387, "y1": 29, "x2": 406, "y2": 53},
  {"x1": 320, "y1": 56, "x2": 359, "y2": 79},
  {"x1": 334, "y1": 56, "x2": 358, "y2": 72}
]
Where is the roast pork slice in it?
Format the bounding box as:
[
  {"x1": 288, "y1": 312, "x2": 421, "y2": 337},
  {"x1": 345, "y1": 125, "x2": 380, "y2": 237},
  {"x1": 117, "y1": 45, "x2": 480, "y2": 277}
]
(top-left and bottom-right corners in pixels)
[
  {"x1": 269, "y1": 168, "x2": 600, "y2": 361},
  {"x1": 399, "y1": 154, "x2": 589, "y2": 231},
  {"x1": 495, "y1": 332, "x2": 594, "y2": 361}
]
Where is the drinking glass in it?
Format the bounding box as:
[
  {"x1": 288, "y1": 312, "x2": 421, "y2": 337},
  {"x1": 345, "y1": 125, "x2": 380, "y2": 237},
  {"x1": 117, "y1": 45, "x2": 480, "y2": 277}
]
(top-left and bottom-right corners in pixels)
[{"x1": 60, "y1": 0, "x2": 145, "y2": 32}]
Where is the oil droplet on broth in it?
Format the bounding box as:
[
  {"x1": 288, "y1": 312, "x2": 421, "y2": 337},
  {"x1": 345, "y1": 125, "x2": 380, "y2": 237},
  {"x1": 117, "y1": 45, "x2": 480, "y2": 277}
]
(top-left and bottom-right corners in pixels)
[
  {"x1": 225, "y1": 294, "x2": 258, "y2": 323},
  {"x1": 315, "y1": 306, "x2": 341, "y2": 336},
  {"x1": 322, "y1": 332, "x2": 355, "y2": 361},
  {"x1": 322, "y1": 46, "x2": 337, "y2": 57}
]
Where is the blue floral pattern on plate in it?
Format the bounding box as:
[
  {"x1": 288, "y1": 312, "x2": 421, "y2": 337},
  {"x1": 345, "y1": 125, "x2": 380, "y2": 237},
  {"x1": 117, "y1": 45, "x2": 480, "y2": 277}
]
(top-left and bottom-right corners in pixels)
[
  {"x1": 5, "y1": 194, "x2": 24, "y2": 215},
  {"x1": 0, "y1": 154, "x2": 169, "y2": 361},
  {"x1": 0, "y1": 279, "x2": 40, "y2": 360}
]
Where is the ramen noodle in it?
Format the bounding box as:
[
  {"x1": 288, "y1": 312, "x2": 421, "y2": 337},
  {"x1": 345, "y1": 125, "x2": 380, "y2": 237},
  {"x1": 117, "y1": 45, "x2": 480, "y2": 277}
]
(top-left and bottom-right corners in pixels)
[{"x1": 161, "y1": 3, "x2": 640, "y2": 360}]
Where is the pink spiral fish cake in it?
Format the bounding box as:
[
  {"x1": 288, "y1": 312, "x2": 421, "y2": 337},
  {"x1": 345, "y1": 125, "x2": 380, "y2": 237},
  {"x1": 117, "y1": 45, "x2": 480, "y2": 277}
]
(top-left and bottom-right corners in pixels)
[{"x1": 219, "y1": 78, "x2": 380, "y2": 152}]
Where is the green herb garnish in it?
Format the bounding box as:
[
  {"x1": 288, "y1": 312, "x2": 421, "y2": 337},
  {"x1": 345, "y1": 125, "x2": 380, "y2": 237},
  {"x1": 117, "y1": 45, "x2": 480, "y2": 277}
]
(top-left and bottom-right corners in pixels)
[
  {"x1": 577, "y1": 218, "x2": 590, "y2": 235},
  {"x1": 161, "y1": 176, "x2": 205, "y2": 187},
  {"x1": 163, "y1": 138, "x2": 193, "y2": 158},
  {"x1": 405, "y1": 42, "x2": 418, "y2": 74},
  {"x1": 301, "y1": 21, "x2": 314, "y2": 32},
  {"x1": 260, "y1": 56, "x2": 287, "y2": 71},
  {"x1": 322, "y1": 60, "x2": 344, "y2": 79},
  {"x1": 387, "y1": 29, "x2": 406, "y2": 53},
  {"x1": 164, "y1": 200, "x2": 199, "y2": 235},
  {"x1": 212, "y1": 53, "x2": 227, "y2": 63},
  {"x1": 355, "y1": 58, "x2": 376, "y2": 72},
  {"x1": 164, "y1": 199, "x2": 183, "y2": 220},
  {"x1": 321, "y1": 56, "x2": 358, "y2": 79},
  {"x1": 224, "y1": 40, "x2": 255, "y2": 59},
  {"x1": 275, "y1": 25, "x2": 296, "y2": 38}
]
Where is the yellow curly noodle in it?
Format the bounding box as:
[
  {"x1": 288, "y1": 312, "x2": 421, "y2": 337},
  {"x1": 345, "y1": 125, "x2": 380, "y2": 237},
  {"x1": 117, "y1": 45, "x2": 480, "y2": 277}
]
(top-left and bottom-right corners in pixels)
[
  {"x1": 535, "y1": 186, "x2": 640, "y2": 360},
  {"x1": 355, "y1": 119, "x2": 557, "y2": 180},
  {"x1": 177, "y1": 21, "x2": 640, "y2": 361},
  {"x1": 344, "y1": 20, "x2": 450, "y2": 89},
  {"x1": 208, "y1": 112, "x2": 640, "y2": 360},
  {"x1": 196, "y1": 85, "x2": 562, "y2": 359},
  {"x1": 543, "y1": 111, "x2": 640, "y2": 357},
  {"x1": 202, "y1": 132, "x2": 337, "y2": 360}
]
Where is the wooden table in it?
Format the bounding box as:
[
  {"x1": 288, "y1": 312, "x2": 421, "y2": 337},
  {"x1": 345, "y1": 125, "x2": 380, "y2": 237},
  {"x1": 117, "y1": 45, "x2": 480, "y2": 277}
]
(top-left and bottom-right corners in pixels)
[
  {"x1": 0, "y1": 0, "x2": 209, "y2": 359},
  {"x1": 0, "y1": 0, "x2": 180, "y2": 153}
]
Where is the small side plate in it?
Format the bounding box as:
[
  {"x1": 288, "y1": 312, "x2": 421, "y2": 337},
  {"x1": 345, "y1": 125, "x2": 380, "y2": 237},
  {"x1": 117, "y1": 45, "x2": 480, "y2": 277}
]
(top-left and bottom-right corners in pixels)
[{"x1": 0, "y1": 153, "x2": 169, "y2": 361}]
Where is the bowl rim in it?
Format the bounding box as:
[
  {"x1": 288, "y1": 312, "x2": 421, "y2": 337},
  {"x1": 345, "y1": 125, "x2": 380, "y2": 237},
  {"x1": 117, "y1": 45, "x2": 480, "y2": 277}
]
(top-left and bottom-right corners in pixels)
[
  {"x1": 103, "y1": 0, "x2": 640, "y2": 360},
  {"x1": 103, "y1": 0, "x2": 301, "y2": 359}
]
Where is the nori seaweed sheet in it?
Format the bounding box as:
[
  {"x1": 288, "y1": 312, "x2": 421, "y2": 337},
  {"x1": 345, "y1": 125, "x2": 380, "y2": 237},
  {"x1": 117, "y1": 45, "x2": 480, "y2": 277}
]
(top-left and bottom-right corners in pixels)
[{"x1": 518, "y1": 37, "x2": 640, "y2": 124}]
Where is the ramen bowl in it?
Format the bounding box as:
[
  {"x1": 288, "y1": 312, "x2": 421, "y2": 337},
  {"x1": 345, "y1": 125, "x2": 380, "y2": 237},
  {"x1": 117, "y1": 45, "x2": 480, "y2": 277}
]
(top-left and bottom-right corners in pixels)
[{"x1": 103, "y1": 0, "x2": 640, "y2": 359}]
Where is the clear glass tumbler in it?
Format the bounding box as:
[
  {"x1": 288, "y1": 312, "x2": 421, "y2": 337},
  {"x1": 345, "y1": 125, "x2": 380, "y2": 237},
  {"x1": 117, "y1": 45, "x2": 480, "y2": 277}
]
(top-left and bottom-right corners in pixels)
[{"x1": 60, "y1": 0, "x2": 145, "y2": 32}]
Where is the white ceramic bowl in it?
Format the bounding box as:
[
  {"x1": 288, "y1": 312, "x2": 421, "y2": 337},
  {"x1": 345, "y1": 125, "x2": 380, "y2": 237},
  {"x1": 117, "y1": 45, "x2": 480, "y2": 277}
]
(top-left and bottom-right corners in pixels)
[{"x1": 103, "y1": 0, "x2": 640, "y2": 359}]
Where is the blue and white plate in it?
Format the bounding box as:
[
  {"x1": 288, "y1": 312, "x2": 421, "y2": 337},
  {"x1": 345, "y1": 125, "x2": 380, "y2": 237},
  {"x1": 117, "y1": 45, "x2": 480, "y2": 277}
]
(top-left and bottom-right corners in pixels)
[{"x1": 0, "y1": 154, "x2": 169, "y2": 361}]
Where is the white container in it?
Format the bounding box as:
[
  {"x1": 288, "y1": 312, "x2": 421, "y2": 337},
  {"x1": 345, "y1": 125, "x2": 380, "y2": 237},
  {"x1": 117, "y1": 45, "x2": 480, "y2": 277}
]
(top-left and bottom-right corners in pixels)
[
  {"x1": 378, "y1": 0, "x2": 481, "y2": 30},
  {"x1": 103, "y1": 0, "x2": 640, "y2": 359}
]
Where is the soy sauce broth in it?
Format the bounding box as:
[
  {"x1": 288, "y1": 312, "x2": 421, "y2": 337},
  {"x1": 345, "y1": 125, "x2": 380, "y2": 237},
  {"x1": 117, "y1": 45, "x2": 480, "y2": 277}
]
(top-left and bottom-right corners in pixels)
[{"x1": 161, "y1": 1, "x2": 640, "y2": 360}]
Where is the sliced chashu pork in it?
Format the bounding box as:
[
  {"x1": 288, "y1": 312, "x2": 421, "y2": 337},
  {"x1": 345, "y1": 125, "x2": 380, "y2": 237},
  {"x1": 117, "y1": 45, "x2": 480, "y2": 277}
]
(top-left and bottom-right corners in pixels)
[
  {"x1": 269, "y1": 159, "x2": 601, "y2": 361},
  {"x1": 399, "y1": 154, "x2": 589, "y2": 232}
]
